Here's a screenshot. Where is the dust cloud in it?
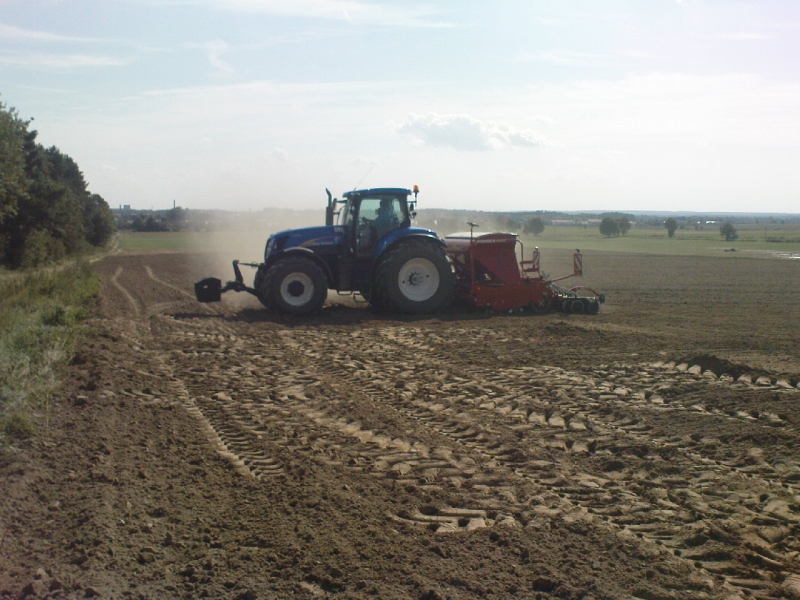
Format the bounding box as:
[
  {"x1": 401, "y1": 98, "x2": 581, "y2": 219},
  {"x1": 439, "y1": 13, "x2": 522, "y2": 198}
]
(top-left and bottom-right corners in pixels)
[{"x1": 184, "y1": 208, "x2": 329, "y2": 310}]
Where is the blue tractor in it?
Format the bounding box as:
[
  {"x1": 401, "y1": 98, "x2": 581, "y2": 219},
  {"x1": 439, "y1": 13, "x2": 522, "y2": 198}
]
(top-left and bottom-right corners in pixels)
[{"x1": 194, "y1": 186, "x2": 456, "y2": 315}]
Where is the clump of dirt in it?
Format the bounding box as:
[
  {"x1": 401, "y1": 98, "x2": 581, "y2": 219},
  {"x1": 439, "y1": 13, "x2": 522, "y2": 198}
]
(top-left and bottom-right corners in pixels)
[{"x1": 678, "y1": 353, "x2": 766, "y2": 380}]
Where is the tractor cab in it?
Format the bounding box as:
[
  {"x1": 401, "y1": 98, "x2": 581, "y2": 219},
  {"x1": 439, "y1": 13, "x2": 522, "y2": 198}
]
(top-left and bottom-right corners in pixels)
[
  {"x1": 326, "y1": 187, "x2": 420, "y2": 291},
  {"x1": 338, "y1": 189, "x2": 412, "y2": 257}
]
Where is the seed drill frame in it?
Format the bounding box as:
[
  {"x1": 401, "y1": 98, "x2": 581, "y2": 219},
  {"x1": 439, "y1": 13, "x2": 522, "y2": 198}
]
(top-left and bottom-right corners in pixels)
[{"x1": 443, "y1": 225, "x2": 605, "y2": 314}]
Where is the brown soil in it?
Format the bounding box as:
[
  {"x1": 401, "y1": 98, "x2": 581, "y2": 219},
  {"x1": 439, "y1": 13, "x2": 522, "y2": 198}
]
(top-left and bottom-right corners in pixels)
[{"x1": 2, "y1": 249, "x2": 800, "y2": 600}]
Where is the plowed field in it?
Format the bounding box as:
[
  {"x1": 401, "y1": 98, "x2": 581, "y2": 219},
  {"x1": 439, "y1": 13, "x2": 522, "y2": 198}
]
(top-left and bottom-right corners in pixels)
[{"x1": 3, "y1": 249, "x2": 800, "y2": 600}]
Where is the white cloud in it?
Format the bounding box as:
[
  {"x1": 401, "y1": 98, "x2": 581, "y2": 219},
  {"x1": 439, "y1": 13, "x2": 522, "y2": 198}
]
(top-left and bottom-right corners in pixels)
[
  {"x1": 518, "y1": 49, "x2": 609, "y2": 66},
  {"x1": 350, "y1": 156, "x2": 375, "y2": 167},
  {"x1": 395, "y1": 113, "x2": 544, "y2": 151},
  {"x1": 270, "y1": 146, "x2": 288, "y2": 161},
  {"x1": 0, "y1": 22, "x2": 101, "y2": 43},
  {"x1": 712, "y1": 32, "x2": 770, "y2": 41},
  {"x1": 201, "y1": 39, "x2": 234, "y2": 74},
  {"x1": 0, "y1": 53, "x2": 126, "y2": 69},
  {"x1": 157, "y1": 0, "x2": 454, "y2": 27}
]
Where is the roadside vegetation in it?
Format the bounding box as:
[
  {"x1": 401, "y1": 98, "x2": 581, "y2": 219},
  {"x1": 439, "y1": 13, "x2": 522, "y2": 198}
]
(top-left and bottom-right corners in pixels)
[
  {"x1": 0, "y1": 261, "x2": 99, "y2": 442},
  {"x1": 1, "y1": 97, "x2": 115, "y2": 269}
]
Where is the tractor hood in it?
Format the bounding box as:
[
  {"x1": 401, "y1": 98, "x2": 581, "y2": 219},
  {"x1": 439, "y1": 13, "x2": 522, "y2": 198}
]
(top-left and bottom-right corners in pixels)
[{"x1": 265, "y1": 225, "x2": 345, "y2": 259}]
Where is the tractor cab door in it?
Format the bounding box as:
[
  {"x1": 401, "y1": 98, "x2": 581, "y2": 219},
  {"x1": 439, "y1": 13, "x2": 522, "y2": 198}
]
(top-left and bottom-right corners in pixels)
[
  {"x1": 354, "y1": 196, "x2": 406, "y2": 258},
  {"x1": 338, "y1": 195, "x2": 407, "y2": 292}
]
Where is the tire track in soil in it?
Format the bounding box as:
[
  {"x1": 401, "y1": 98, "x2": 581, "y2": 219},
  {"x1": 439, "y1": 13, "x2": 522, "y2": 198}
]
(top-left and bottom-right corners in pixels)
[
  {"x1": 111, "y1": 266, "x2": 141, "y2": 316},
  {"x1": 106, "y1": 264, "x2": 287, "y2": 482},
  {"x1": 148, "y1": 315, "x2": 293, "y2": 481},
  {"x1": 144, "y1": 265, "x2": 216, "y2": 314},
  {"x1": 272, "y1": 325, "x2": 800, "y2": 599},
  {"x1": 130, "y1": 263, "x2": 800, "y2": 598},
  {"x1": 151, "y1": 314, "x2": 518, "y2": 534}
]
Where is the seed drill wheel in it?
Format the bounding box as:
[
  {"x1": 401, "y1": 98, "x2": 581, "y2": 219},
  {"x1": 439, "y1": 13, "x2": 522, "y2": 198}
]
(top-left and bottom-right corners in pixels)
[
  {"x1": 527, "y1": 295, "x2": 551, "y2": 315},
  {"x1": 585, "y1": 299, "x2": 600, "y2": 315},
  {"x1": 569, "y1": 299, "x2": 585, "y2": 314},
  {"x1": 261, "y1": 257, "x2": 327, "y2": 315},
  {"x1": 375, "y1": 239, "x2": 455, "y2": 314}
]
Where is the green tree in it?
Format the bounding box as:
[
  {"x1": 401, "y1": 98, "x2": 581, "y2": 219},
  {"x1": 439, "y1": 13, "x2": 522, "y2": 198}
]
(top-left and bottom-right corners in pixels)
[
  {"x1": 616, "y1": 216, "x2": 631, "y2": 236},
  {"x1": 0, "y1": 100, "x2": 28, "y2": 233},
  {"x1": 0, "y1": 106, "x2": 116, "y2": 267},
  {"x1": 664, "y1": 217, "x2": 678, "y2": 238},
  {"x1": 166, "y1": 206, "x2": 187, "y2": 231},
  {"x1": 720, "y1": 222, "x2": 738, "y2": 241},
  {"x1": 84, "y1": 193, "x2": 116, "y2": 246},
  {"x1": 599, "y1": 217, "x2": 619, "y2": 237},
  {"x1": 523, "y1": 216, "x2": 545, "y2": 236},
  {"x1": 11, "y1": 136, "x2": 87, "y2": 264}
]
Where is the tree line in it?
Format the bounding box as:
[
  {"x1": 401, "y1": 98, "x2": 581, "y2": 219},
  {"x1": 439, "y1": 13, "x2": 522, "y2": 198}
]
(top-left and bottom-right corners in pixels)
[{"x1": 0, "y1": 98, "x2": 115, "y2": 269}]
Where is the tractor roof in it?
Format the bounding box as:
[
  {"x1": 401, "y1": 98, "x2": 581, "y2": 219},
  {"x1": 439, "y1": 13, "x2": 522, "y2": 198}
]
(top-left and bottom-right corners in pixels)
[{"x1": 343, "y1": 188, "x2": 411, "y2": 199}]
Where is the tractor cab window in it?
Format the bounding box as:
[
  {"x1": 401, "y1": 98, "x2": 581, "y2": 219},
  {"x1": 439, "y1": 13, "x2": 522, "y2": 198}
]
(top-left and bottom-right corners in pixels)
[
  {"x1": 355, "y1": 196, "x2": 406, "y2": 256},
  {"x1": 339, "y1": 200, "x2": 352, "y2": 227}
]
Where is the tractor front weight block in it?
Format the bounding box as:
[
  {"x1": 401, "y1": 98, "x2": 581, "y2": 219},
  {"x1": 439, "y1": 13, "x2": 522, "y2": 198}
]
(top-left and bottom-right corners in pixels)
[
  {"x1": 194, "y1": 260, "x2": 260, "y2": 303},
  {"x1": 195, "y1": 277, "x2": 222, "y2": 303}
]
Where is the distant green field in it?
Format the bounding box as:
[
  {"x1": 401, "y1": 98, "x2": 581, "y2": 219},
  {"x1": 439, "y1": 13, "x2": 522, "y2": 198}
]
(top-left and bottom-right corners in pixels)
[
  {"x1": 518, "y1": 226, "x2": 800, "y2": 259},
  {"x1": 119, "y1": 227, "x2": 800, "y2": 260},
  {"x1": 119, "y1": 231, "x2": 201, "y2": 251}
]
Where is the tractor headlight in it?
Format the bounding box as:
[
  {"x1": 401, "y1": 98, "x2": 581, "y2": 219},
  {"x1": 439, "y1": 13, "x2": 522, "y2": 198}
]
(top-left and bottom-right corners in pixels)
[{"x1": 264, "y1": 236, "x2": 275, "y2": 260}]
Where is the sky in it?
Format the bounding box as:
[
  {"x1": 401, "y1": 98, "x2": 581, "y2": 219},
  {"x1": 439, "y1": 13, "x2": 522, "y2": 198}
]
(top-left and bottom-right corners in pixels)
[{"x1": 1, "y1": 0, "x2": 800, "y2": 214}]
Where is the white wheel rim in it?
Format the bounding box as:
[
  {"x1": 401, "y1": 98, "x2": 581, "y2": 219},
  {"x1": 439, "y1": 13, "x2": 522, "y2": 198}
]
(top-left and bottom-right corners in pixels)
[
  {"x1": 397, "y1": 258, "x2": 439, "y2": 302},
  {"x1": 280, "y1": 272, "x2": 314, "y2": 306}
]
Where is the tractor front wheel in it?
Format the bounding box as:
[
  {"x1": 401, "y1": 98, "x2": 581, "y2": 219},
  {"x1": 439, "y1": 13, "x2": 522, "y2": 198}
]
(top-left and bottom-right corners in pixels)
[
  {"x1": 261, "y1": 257, "x2": 327, "y2": 315},
  {"x1": 375, "y1": 240, "x2": 455, "y2": 314},
  {"x1": 254, "y1": 264, "x2": 273, "y2": 310}
]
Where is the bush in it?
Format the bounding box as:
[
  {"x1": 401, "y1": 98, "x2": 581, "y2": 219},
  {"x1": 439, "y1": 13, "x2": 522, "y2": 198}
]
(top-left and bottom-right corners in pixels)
[
  {"x1": 524, "y1": 217, "x2": 545, "y2": 236},
  {"x1": 720, "y1": 223, "x2": 738, "y2": 241},
  {"x1": 599, "y1": 217, "x2": 619, "y2": 237},
  {"x1": 20, "y1": 229, "x2": 66, "y2": 269}
]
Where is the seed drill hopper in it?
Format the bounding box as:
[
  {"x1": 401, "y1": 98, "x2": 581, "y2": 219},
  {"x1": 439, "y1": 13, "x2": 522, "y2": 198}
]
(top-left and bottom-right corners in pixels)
[{"x1": 443, "y1": 224, "x2": 605, "y2": 314}]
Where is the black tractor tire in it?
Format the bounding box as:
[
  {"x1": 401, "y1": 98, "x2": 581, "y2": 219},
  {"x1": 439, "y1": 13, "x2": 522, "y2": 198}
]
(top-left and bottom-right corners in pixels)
[
  {"x1": 254, "y1": 264, "x2": 273, "y2": 310},
  {"x1": 364, "y1": 283, "x2": 388, "y2": 311},
  {"x1": 374, "y1": 240, "x2": 456, "y2": 314},
  {"x1": 262, "y1": 257, "x2": 327, "y2": 316},
  {"x1": 585, "y1": 299, "x2": 600, "y2": 315}
]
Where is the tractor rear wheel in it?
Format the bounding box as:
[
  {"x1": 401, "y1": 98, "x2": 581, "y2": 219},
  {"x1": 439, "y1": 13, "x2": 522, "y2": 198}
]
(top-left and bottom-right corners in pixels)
[
  {"x1": 375, "y1": 240, "x2": 455, "y2": 314},
  {"x1": 262, "y1": 257, "x2": 327, "y2": 315},
  {"x1": 364, "y1": 284, "x2": 388, "y2": 311}
]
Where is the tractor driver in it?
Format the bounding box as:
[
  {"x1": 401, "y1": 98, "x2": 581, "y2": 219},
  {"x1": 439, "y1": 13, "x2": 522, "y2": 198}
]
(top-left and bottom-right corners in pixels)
[{"x1": 374, "y1": 197, "x2": 398, "y2": 239}]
